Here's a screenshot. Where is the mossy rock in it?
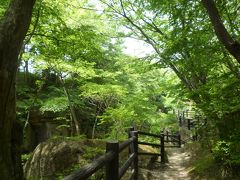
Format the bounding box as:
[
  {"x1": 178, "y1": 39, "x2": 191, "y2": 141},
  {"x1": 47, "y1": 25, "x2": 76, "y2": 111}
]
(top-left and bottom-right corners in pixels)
[{"x1": 24, "y1": 138, "x2": 105, "y2": 180}]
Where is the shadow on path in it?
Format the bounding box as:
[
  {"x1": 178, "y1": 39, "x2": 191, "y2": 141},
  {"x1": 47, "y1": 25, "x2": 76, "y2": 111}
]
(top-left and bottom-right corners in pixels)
[{"x1": 139, "y1": 148, "x2": 192, "y2": 180}]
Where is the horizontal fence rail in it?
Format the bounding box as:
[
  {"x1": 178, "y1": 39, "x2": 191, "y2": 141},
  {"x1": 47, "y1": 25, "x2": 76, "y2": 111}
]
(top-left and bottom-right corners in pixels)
[
  {"x1": 64, "y1": 148, "x2": 115, "y2": 180},
  {"x1": 64, "y1": 127, "x2": 182, "y2": 179},
  {"x1": 138, "y1": 141, "x2": 161, "y2": 148},
  {"x1": 64, "y1": 131, "x2": 138, "y2": 180},
  {"x1": 163, "y1": 131, "x2": 181, "y2": 148},
  {"x1": 137, "y1": 130, "x2": 165, "y2": 163},
  {"x1": 138, "y1": 131, "x2": 162, "y2": 138}
]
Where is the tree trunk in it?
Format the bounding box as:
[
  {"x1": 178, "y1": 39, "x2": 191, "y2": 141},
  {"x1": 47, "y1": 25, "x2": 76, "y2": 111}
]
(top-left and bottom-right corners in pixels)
[
  {"x1": 59, "y1": 76, "x2": 80, "y2": 135},
  {"x1": 202, "y1": 0, "x2": 240, "y2": 64},
  {"x1": 0, "y1": 0, "x2": 36, "y2": 179}
]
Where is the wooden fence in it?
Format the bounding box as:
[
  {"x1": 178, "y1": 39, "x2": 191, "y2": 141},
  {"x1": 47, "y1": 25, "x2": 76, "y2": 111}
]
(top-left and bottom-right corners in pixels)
[
  {"x1": 64, "y1": 128, "x2": 181, "y2": 180},
  {"x1": 178, "y1": 110, "x2": 203, "y2": 130},
  {"x1": 163, "y1": 131, "x2": 181, "y2": 148}
]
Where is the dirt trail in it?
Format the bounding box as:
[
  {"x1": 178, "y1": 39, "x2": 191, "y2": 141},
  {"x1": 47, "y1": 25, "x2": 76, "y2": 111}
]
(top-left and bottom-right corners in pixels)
[{"x1": 139, "y1": 148, "x2": 192, "y2": 180}]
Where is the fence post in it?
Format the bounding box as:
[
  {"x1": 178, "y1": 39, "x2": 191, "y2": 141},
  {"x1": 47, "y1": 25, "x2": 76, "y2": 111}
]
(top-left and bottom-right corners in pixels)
[
  {"x1": 160, "y1": 134, "x2": 165, "y2": 163},
  {"x1": 106, "y1": 141, "x2": 119, "y2": 180},
  {"x1": 132, "y1": 131, "x2": 138, "y2": 180},
  {"x1": 128, "y1": 127, "x2": 135, "y2": 154},
  {"x1": 187, "y1": 118, "x2": 191, "y2": 130},
  {"x1": 128, "y1": 127, "x2": 135, "y2": 137},
  {"x1": 166, "y1": 130, "x2": 169, "y2": 142},
  {"x1": 179, "y1": 116, "x2": 182, "y2": 126},
  {"x1": 178, "y1": 134, "x2": 181, "y2": 148}
]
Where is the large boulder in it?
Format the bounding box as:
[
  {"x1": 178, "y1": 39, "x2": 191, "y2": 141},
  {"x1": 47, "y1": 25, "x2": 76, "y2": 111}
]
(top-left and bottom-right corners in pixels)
[{"x1": 24, "y1": 139, "x2": 86, "y2": 180}]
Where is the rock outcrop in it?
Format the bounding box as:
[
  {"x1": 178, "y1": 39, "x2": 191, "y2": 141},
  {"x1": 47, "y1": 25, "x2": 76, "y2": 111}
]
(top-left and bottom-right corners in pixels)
[{"x1": 24, "y1": 139, "x2": 85, "y2": 180}]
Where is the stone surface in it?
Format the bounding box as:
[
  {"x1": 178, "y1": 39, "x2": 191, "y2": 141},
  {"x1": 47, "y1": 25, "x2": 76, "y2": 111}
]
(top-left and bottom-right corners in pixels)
[{"x1": 24, "y1": 139, "x2": 84, "y2": 180}]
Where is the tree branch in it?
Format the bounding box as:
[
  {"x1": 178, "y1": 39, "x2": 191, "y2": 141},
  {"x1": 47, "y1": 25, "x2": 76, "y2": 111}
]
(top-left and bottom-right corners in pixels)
[{"x1": 202, "y1": 0, "x2": 240, "y2": 64}]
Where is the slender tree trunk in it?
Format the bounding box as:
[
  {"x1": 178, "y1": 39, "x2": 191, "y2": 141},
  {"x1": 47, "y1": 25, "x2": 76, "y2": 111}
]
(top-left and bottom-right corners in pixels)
[
  {"x1": 202, "y1": 0, "x2": 240, "y2": 64},
  {"x1": 91, "y1": 116, "x2": 98, "y2": 139},
  {"x1": 91, "y1": 105, "x2": 101, "y2": 139},
  {"x1": 24, "y1": 60, "x2": 29, "y2": 82},
  {"x1": 59, "y1": 76, "x2": 80, "y2": 135},
  {"x1": 0, "y1": 0, "x2": 36, "y2": 179}
]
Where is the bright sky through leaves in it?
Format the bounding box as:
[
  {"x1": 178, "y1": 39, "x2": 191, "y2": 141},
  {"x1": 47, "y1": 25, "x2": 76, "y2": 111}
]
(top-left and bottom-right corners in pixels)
[{"x1": 123, "y1": 37, "x2": 154, "y2": 57}]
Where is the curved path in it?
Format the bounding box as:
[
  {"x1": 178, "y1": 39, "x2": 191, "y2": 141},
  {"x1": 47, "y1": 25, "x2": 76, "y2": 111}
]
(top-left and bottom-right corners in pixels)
[{"x1": 139, "y1": 148, "x2": 192, "y2": 180}]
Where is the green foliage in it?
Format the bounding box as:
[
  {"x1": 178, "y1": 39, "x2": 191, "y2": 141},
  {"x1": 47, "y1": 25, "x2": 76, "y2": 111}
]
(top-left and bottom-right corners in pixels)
[
  {"x1": 213, "y1": 141, "x2": 231, "y2": 164},
  {"x1": 159, "y1": 113, "x2": 178, "y2": 131},
  {"x1": 13, "y1": 0, "x2": 240, "y2": 178},
  {"x1": 213, "y1": 136, "x2": 240, "y2": 167},
  {"x1": 192, "y1": 153, "x2": 221, "y2": 179},
  {"x1": 40, "y1": 97, "x2": 68, "y2": 113},
  {"x1": 98, "y1": 0, "x2": 240, "y2": 176},
  {"x1": 0, "y1": 0, "x2": 9, "y2": 16},
  {"x1": 82, "y1": 146, "x2": 105, "y2": 159},
  {"x1": 21, "y1": 154, "x2": 31, "y2": 165}
]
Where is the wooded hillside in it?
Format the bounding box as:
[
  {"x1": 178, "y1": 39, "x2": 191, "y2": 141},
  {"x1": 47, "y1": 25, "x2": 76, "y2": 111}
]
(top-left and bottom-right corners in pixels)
[{"x1": 0, "y1": 0, "x2": 239, "y2": 179}]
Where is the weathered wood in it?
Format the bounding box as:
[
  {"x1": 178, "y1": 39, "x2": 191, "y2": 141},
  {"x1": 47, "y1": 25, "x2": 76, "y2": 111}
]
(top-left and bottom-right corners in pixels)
[
  {"x1": 187, "y1": 118, "x2": 191, "y2": 130},
  {"x1": 138, "y1": 152, "x2": 161, "y2": 156},
  {"x1": 132, "y1": 131, "x2": 138, "y2": 180},
  {"x1": 128, "y1": 127, "x2": 135, "y2": 137},
  {"x1": 64, "y1": 151, "x2": 115, "y2": 180},
  {"x1": 128, "y1": 127, "x2": 135, "y2": 154},
  {"x1": 64, "y1": 128, "x2": 169, "y2": 180},
  {"x1": 119, "y1": 137, "x2": 135, "y2": 152},
  {"x1": 119, "y1": 153, "x2": 136, "y2": 179},
  {"x1": 160, "y1": 134, "x2": 165, "y2": 163},
  {"x1": 166, "y1": 131, "x2": 169, "y2": 142},
  {"x1": 138, "y1": 141, "x2": 161, "y2": 148},
  {"x1": 106, "y1": 141, "x2": 119, "y2": 180},
  {"x1": 138, "y1": 131, "x2": 161, "y2": 138}
]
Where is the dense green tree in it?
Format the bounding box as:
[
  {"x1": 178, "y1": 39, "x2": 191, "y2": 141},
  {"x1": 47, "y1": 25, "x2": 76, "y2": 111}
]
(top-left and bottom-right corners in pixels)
[
  {"x1": 100, "y1": 0, "x2": 240, "y2": 176},
  {"x1": 3, "y1": 0, "x2": 240, "y2": 178}
]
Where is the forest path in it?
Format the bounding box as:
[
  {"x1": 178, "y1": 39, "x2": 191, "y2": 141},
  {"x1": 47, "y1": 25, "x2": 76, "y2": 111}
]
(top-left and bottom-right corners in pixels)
[{"x1": 139, "y1": 148, "x2": 192, "y2": 180}]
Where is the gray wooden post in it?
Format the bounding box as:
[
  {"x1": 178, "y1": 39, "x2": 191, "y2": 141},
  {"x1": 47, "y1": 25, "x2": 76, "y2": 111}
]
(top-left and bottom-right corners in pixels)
[
  {"x1": 106, "y1": 141, "x2": 119, "y2": 180},
  {"x1": 160, "y1": 134, "x2": 165, "y2": 163},
  {"x1": 132, "y1": 131, "x2": 138, "y2": 180},
  {"x1": 128, "y1": 127, "x2": 135, "y2": 154}
]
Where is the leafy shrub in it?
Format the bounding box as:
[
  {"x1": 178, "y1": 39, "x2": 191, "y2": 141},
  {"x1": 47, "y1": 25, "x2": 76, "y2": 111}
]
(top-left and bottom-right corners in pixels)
[
  {"x1": 212, "y1": 141, "x2": 231, "y2": 164},
  {"x1": 40, "y1": 97, "x2": 68, "y2": 113},
  {"x1": 212, "y1": 138, "x2": 240, "y2": 178},
  {"x1": 21, "y1": 154, "x2": 31, "y2": 165}
]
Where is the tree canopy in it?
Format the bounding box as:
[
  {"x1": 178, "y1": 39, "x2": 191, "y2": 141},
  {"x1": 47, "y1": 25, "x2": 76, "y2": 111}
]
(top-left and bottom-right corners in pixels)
[{"x1": 0, "y1": 0, "x2": 240, "y2": 179}]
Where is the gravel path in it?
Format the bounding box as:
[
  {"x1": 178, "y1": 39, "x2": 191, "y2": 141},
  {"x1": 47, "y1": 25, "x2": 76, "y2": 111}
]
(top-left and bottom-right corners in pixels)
[{"x1": 139, "y1": 148, "x2": 192, "y2": 180}]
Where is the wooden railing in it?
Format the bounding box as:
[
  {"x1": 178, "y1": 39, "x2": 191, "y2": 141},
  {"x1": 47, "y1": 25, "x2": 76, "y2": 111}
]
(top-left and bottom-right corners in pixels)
[
  {"x1": 137, "y1": 131, "x2": 165, "y2": 163},
  {"x1": 178, "y1": 110, "x2": 203, "y2": 130},
  {"x1": 64, "y1": 128, "x2": 182, "y2": 180},
  {"x1": 163, "y1": 131, "x2": 181, "y2": 148},
  {"x1": 64, "y1": 131, "x2": 138, "y2": 180},
  {"x1": 178, "y1": 110, "x2": 207, "y2": 142}
]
